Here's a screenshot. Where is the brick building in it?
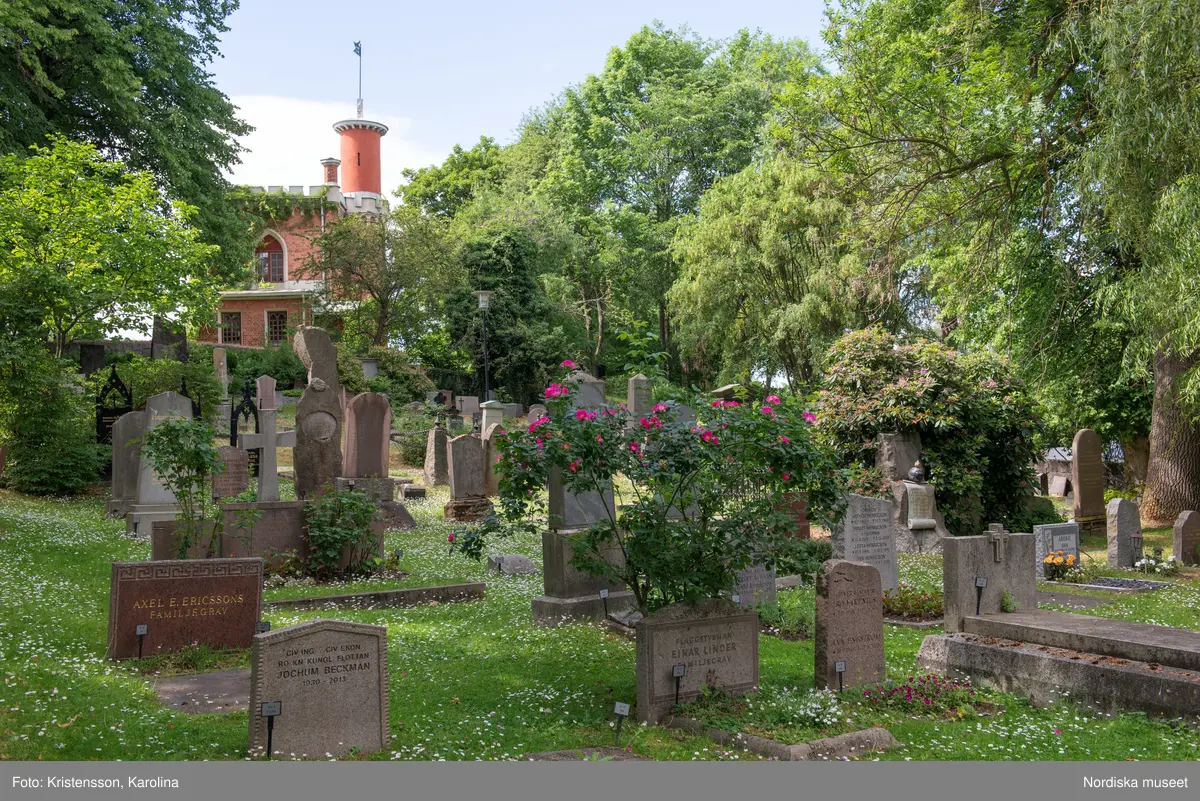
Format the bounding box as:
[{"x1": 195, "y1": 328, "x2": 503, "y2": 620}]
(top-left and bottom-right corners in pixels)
[{"x1": 197, "y1": 116, "x2": 389, "y2": 349}]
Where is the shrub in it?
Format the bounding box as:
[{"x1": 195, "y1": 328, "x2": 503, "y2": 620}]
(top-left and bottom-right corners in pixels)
[
  {"x1": 225, "y1": 343, "x2": 307, "y2": 391},
  {"x1": 303, "y1": 488, "x2": 378, "y2": 577},
  {"x1": 2, "y1": 363, "x2": 105, "y2": 495},
  {"x1": 456, "y1": 364, "x2": 845, "y2": 613},
  {"x1": 86, "y1": 354, "x2": 222, "y2": 426},
  {"x1": 882, "y1": 584, "x2": 945, "y2": 620},
  {"x1": 774, "y1": 539, "x2": 832, "y2": 582},
  {"x1": 140, "y1": 417, "x2": 224, "y2": 558},
  {"x1": 817, "y1": 327, "x2": 1042, "y2": 535}
]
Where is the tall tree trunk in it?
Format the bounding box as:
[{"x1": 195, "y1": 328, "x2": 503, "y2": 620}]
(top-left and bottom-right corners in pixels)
[
  {"x1": 1119, "y1": 436, "x2": 1150, "y2": 496},
  {"x1": 1142, "y1": 349, "x2": 1200, "y2": 525}
]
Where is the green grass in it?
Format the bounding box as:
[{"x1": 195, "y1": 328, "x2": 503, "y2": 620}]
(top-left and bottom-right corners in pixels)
[{"x1": 2, "y1": 488, "x2": 1200, "y2": 761}]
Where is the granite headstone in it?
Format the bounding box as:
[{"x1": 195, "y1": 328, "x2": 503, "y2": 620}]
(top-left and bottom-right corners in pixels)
[{"x1": 814, "y1": 560, "x2": 886, "y2": 690}]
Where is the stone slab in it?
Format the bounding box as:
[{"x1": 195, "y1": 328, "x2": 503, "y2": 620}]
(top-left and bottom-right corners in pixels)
[
  {"x1": 635, "y1": 599, "x2": 758, "y2": 723},
  {"x1": 917, "y1": 633, "x2": 1200, "y2": 721},
  {"x1": 265, "y1": 582, "x2": 485, "y2": 611},
  {"x1": 154, "y1": 669, "x2": 250, "y2": 714},
  {"x1": 107, "y1": 559, "x2": 263, "y2": 660},
  {"x1": 962, "y1": 609, "x2": 1200, "y2": 672},
  {"x1": 424, "y1": 427, "x2": 448, "y2": 486},
  {"x1": 213, "y1": 446, "x2": 250, "y2": 500},
  {"x1": 942, "y1": 533, "x2": 1036, "y2": 632},
  {"x1": 333, "y1": 476, "x2": 395, "y2": 503},
  {"x1": 814, "y1": 560, "x2": 885, "y2": 690},
  {"x1": 249, "y1": 619, "x2": 389, "y2": 759},
  {"x1": 487, "y1": 554, "x2": 540, "y2": 575},
  {"x1": 401, "y1": 484, "x2": 427, "y2": 499},
  {"x1": 832, "y1": 494, "x2": 898, "y2": 591},
  {"x1": 343, "y1": 392, "x2": 391, "y2": 479},
  {"x1": 219, "y1": 501, "x2": 307, "y2": 567}
]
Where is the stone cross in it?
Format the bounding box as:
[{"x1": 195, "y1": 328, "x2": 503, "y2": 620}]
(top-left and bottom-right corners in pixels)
[
  {"x1": 987, "y1": 523, "x2": 1009, "y2": 563},
  {"x1": 239, "y1": 407, "x2": 295, "y2": 502}
]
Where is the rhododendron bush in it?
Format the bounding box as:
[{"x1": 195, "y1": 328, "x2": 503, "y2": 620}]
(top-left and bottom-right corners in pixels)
[{"x1": 453, "y1": 368, "x2": 843, "y2": 613}]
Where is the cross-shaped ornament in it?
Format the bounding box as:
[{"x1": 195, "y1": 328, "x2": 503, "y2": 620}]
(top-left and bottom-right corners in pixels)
[
  {"x1": 987, "y1": 523, "x2": 1009, "y2": 563},
  {"x1": 239, "y1": 407, "x2": 295, "y2": 502}
]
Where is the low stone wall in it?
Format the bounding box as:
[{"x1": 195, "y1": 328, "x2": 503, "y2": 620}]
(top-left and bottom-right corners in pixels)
[
  {"x1": 917, "y1": 633, "x2": 1200, "y2": 720},
  {"x1": 266, "y1": 582, "x2": 485, "y2": 611}
]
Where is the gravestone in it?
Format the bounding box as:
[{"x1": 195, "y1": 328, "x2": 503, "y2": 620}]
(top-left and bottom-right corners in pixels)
[
  {"x1": 402, "y1": 484, "x2": 426, "y2": 500},
  {"x1": 942, "y1": 529, "x2": 1036, "y2": 632},
  {"x1": 219, "y1": 501, "x2": 305, "y2": 567},
  {"x1": 1048, "y1": 475, "x2": 1070, "y2": 498},
  {"x1": 240, "y1": 407, "x2": 296, "y2": 503},
  {"x1": 502, "y1": 403, "x2": 523, "y2": 419},
  {"x1": 343, "y1": 392, "x2": 391, "y2": 478},
  {"x1": 895, "y1": 479, "x2": 947, "y2": 553},
  {"x1": 832, "y1": 494, "x2": 898, "y2": 592},
  {"x1": 213, "y1": 348, "x2": 229, "y2": 397},
  {"x1": 256, "y1": 375, "x2": 279, "y2": 411},
  {"x1": 213, "y1": 446, "x2": 250, "y2": 500},
  {"x1": 814, "y1": 560, "x2": 886, "y2": 690},
  {"x1": 456, "y1": 395, "x2": 481, "y2": 415},
  {"x1": 333, "y1": 476, "x2": 395, "y2": 503},
  {"x1": 427, "y1": 389, "x2": 454, "y2": 409},
  {"x1": 360, "y1": 357, "x2": 379, "y2": 378},
  {"x1": 635, "y1": 600, "x2": 758, "y2": 723},
  {"x1": 79, "y1": 342, "x2": 106, "y2": 375},
  {"x1": 106, "y1": 410, "x2": 146, "y2": 518},
  {"x1": 876, "y1": 432, "x2": 922, "y2": 483},
  {"x1": 1033, "y1": 522, "x2": 1080, "y2": 578},
  {"x1": 1107, "y1": 498, "x2": 1140, "y2": 568},
  {"x1": 488, "y1": 554, "x2": 539, "y2": 575},
  {"x1": 568, "y1": 370, "x2": 606, "y2": 409},
  {"x1": 249, "y1": 619, "x2": 389, "y2": 759},
  {"x1": 627, "y1": 374, "x2": 652, "y2": 416},
  {"x1": 126, "y1": 391, "x2": 194, "y2": 534},
  {"x1": 480, "y1": 400, "x2": 504, "y2": 433},
  {"x1": 424, "y1": 427, "x2": 449, "y2": 486},
  {"x1": 293, "y1": 327, "x2": 343, "y2": 497},
  {"x1": 95, "y1": 365, "x2": 133, "y2": 445},
  {"x1": 482, "y1": 422, "x2": 503, "y2": 497},
  {"x1": 106, "y1": 558, "x2": 263, "y2": 659},
  {"x1": 712, "y1": 384, "x2": 740, "y2": 402},
  {"x1": 444, "y1": 434, "x2": 492, "y2": 520},
  {"x1": 1072, "y1": 429, "x2": 1107, "y2": 536},
  {"x1": 151, "y1": 317, "x2": 188, "y2": 361},
  {"x1": 733, "y1": 563, "x2": 777, "y2": 607},
  {"x1": 528, "y1": 403, "x2": 548, "y2": 420},
  {"x1": 1174, "y1": 510, "x2": 1200, "y2": 566},
  {"x1": 777, "y1": 491, "x2": 811, "y2": 540}
]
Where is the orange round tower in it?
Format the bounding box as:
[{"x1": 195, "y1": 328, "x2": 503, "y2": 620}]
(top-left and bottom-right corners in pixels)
[{"x1": 332, "y1": 119, "x2": 388, "y2": 195}]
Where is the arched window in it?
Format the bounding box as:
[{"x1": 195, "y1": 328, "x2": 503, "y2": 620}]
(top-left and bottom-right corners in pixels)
[{"x1": 254, "y1": 233, "x2": 286, "y2": 283}]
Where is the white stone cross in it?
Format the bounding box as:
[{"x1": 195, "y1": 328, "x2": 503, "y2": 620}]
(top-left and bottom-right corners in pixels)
[
  {"x1": 239, "y1": 407, "x2": 295, "y2": 502},
  {"x1": 988, "y1": 523, "x2": 1009, "y2": 563}
]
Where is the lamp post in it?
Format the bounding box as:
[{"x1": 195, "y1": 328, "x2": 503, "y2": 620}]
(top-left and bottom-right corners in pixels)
[{"x1": 472, "y1": 290, "x2": 495, "y2": 402}]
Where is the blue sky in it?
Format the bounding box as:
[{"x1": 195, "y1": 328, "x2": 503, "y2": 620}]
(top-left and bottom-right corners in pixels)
[{"x1": 215, "y1": 0, "x2": 828, "y2": 194}]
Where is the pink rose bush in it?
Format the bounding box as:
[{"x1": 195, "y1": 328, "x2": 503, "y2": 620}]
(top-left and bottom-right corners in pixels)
[{"x1": 451, "y1": 365, "x2": 842, "y2": 613}]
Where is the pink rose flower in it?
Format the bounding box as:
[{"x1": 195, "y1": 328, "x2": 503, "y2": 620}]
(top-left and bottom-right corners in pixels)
[
  {"x1": 569, "y1": 459, "x2": 582, "y2": 472},
  {"x1": 629, "y1": 441, "x2": 641, "y2": 454},
  {"x1": 766, "y1": 395, "x2": 781, "y2": 405},
  {"x1": 761, "y1": 406, "x2": 775, "y2": 415},
  {"x1": 528, "y1": 416, "x2": 550, "y2": 432},
  {"x1": 802, "y1": 411, "x2": 816, "y2": 423},
  {"x1": 711, "y1": 400, "x2": 723, "y2": 408},
  {"x1": 653, "y1": 403, "x2": 668, "y2": 413},
  {"x1": 575, "y1": 408, "x2": 596, "y2": 421},
  {"x1": 782, "y1": 473, "x2": 790, "y2": 481},
  {"x1": 544, "y1": 383, "x2": 569, "y2": 398},
  {"x1": 560, "y1": 359, "x2": 577, "y2": 368},
  {"x1": 447, "y1": 533, "x2": 455, "y2": 542},
  {"x1": 779, "y1": 435, "x2": 791, "y2": 444}
]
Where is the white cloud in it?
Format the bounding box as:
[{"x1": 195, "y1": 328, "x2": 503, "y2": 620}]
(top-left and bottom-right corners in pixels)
[{"x1": 226, "y1": 95, "x2": 444, "y2": 198}]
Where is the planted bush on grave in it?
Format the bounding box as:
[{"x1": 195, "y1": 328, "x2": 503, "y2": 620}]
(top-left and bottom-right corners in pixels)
[
  {"x1": 453, "y1": 361, "x2": 845, "y2": 614},
  {"x1": 816, "y1": 327, "x2": 1043, "y2": 535}
]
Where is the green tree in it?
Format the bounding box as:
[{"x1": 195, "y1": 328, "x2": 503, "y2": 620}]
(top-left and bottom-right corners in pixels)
[
  {"x1": 670, "y1": 157, "x2": 898, "y2": 389},
  {"x1": 310, "y1": 205, "x2": 459, "y2": 349},
  {"x1": 0, "y1": 138, "x2": 219, "y2": 356},
  {"x1": 0, "y1": 0, "x2": 253, "y2": 280},
  {"x1": 398, "y1": 137, "x2": 505, "y2": 218}
]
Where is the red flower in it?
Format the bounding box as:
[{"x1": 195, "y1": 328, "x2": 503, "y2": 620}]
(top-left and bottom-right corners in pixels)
[
  {"x1": 528, "y1": 416, "x2": 550, "y2": 432},
  {"x1": 560, "y1": 359, "x2": 577, "y2": 368},
  {"x1": 779, "y1": 435, "x2": 791, "y2": 444},
  {"x1": 576, "y1": 408, "x2": 596, "y2": 421},
  {"x1": 447, "y1": 533, "x2": 455, "y2": 542},
  {"x1": 569, "y1": 459, "x2": 582, "y2": 472},
  {"x1": 544, "y1": 383, "x2": 569, "y2": 398},
  {"x1": 652, "y1": 403, "x2": 668, "y2": 413}
]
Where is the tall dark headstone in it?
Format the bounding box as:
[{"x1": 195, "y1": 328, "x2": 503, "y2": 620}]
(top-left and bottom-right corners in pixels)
[
  {"x1": 1072, "y1": 428, "x2": 1106, "y2": 536},
  {"x1": 814, "y1": 560, "x2": 885, "y2": 690},
  {"x1": 293, "y1": 327, "x2": 342, "y2": 498}
]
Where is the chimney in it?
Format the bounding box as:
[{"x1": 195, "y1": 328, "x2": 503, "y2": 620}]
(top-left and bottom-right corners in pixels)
[{"x1": 320, "y1": 157, "x2": 341, "y2": 185}]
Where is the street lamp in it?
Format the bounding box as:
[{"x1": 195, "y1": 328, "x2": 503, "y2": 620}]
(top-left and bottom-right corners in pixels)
[{"x1": 472, "y1": 290, "x2": 495, "y2": 402}]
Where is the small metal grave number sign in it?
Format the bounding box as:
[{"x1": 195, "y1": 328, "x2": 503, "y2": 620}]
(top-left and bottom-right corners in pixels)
[
  {"x1": 834, "y1": 660, "x2": 846, "y2": 673},
  {"x1": 672, "y1": 664, "x2": 686, "y2": 678},
  {"x1": 731, "y1": 593, "x2": 741, "y2": 604},
  {"x1": 974, "y1": 576, "x2": 988, "y2": 616},
  {"x1": 256, "y1": 621, "x2": 271, "y2": 633},
  {"x1": 975, "y1": 577, "x2": 989, "y2": 588},
  {"x1": 613, "y1": 702, "x2": 630, "y2": 716},
  {"x1": 135, "y1": 624, "x2": 148, "y2": 636},
  {"x1": 599, "y1": 589, "x2": 609, "y2": 599},
  {"x1": 612, "y1": 701, "x2": 630, "y2": 745},
  {"x1": 834, "y1": 660, "x2": 847, "y2": 691},
  {"x1": 260, "y1": 701, "x2": 281, "y2": 760}
]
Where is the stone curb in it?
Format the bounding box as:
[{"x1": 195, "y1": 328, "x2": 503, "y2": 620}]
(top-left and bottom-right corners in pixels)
[
  {"x1": 265, "y1": 581, "x2": 485, "y2": 611},
  {"x1": 885, "y1": 616, "x2": 944, "y2": 630},
  {"x1": 1040, "y1": 579, "x2": 1169, "y2": 594},
  {"x1": 661, "y1": 716, "x2": 900, "y2": 761}
]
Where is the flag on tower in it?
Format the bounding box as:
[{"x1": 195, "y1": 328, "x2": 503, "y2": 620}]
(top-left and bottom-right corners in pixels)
[{"x1": 353, "y1": 41, "x2": 361, "y2": 56}]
